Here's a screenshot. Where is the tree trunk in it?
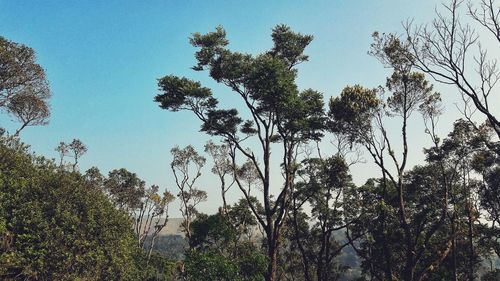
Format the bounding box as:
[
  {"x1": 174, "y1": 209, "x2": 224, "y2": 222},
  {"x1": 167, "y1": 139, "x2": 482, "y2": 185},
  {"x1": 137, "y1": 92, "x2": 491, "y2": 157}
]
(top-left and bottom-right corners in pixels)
[
  {"x1": 265, "y1": 240, "x2": 278, "y2": 281},
  {"x1": 403, "y1": 252, "x2": 415, "y2": 281},
  {"x1": 146, "y1": 233, "x2": 158, "y2": 265},
  {"x1": 467, "y1": 204, "x2": 474, "y2": 281},
  {"x1": 451, "y1": 216, "x2": 458, "y2": 281}
]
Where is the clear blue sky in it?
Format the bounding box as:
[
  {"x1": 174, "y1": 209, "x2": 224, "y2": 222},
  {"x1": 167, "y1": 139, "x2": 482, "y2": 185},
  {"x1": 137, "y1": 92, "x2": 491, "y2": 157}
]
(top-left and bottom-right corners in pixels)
[{"x1": 1, "y1": 0, "x2": 471, "y2": 216}]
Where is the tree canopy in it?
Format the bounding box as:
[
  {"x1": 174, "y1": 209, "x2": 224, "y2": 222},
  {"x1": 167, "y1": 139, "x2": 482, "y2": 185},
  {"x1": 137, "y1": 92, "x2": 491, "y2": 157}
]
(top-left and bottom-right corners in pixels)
[{"x1": 0, "y1": 36, "x2": 51, "y2": 135}]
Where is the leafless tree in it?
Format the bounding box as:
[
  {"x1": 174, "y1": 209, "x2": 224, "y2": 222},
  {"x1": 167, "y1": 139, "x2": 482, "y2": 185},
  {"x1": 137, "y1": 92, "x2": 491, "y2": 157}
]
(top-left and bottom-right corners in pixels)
[{"x1": 405, "y1": 0, "x2": 500, "y2": 139}]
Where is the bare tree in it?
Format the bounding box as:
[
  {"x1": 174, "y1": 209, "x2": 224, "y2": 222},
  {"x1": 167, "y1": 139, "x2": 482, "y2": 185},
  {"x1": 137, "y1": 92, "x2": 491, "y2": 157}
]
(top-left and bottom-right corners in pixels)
[
  {"x1": 405, "y1": 0, "x2": 500, "y2": 139},
  {"x1": 468, "y1": 0, "x2": 500, "y2": 43}
]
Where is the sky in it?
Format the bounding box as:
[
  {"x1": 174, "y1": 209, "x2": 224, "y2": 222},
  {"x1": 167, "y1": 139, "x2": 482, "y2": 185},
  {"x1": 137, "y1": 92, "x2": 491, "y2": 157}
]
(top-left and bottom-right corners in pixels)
[{"x1": 0, "y1": 0, "x2": 494, "y2": 216}]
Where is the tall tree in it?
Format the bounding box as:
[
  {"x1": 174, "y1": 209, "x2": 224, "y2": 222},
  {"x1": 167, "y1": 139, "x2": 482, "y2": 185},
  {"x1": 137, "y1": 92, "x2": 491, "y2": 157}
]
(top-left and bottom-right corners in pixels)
[
  {"x1": 55, "y1": 141, "x2": 69, "y2": 166},
  {"x1": 155, "y1": 25, "x2": 325, "y2": 281},
  {"x1": 89, "y1": 167, "x2": 177, "y2": 267},
  {"x1": 329, "y1": 33, "x2": 450, "y2": 281},
  {"x1": 127, "y1": 183, "x2": 176, "y2": 265}
]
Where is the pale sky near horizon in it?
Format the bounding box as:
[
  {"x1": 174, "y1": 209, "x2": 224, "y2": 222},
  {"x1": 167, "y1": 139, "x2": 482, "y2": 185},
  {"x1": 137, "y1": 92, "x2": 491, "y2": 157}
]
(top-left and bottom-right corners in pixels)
[{"x1": 1, "y1": 1, "x2": 497, "y2": 217}]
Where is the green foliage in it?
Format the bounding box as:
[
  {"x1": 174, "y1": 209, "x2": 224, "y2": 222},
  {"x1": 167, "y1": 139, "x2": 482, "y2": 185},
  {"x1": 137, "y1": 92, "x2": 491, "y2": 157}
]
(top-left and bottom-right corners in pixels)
[
  {"x1": 202, "y1": 109, "x2": 242, "y2": 136},
  {"x1": 190, "y1": 213, "x2": 236, "y2": 250},
  {"x1": 185, "y1": 250, "x2": 240, "y2": 281},
  {"x1": 105, "y1": 168, "x2": 146, "y2": 213},
  {"x1": 185, "y1": 213, "x2": 267, "y2": 281},
  {"x1": 0, "y1": 136, "x2": 142, "y2": 280},
  {"x1": 140, "y1": 253, "x2": 179, "y2": 281},
  {"x1": 155, "y1": 76, "x2": 216, "y2": 113},
  {"x1": 328, "y1": 85, "x2": 380, "y2": 143},
  {"x1": 279, "y1": 89, "x2": 326, "y2": 141},
  {"x1": 269, "y1": 24, "x2": 313, "y2": 67},
  {"x1": 155, "y1": 25, "x2": 324, "y2": 281},
  {"x1": 155, "y1": 25, "x2": 324, "y2": 144},
  {"x1": 0, "y1": 36, "x2": 51, "y2": 135}
]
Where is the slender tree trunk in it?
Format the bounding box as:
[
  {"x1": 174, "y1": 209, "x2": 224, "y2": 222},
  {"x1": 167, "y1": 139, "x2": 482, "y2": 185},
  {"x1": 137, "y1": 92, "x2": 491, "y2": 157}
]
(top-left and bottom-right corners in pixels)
[
  {"x1": 380, "y1": 175, "x2": 394, "y2": 281},
  {"x1": 14, "y1": 122, "x2": 28, "y2": 136},
  {"x1": 451, "y1": 216, "x2": 458, "y2": 281},
  {"x1": 403, "y1": 251, "x2": 415, "y2": 281},
  {"x1": 72, "y1": 155, "x2": 78, "y2": 172},
  {"x1": 317, "y1": 222, "x2": 326, "y2": 280},
  {"x1": 465, "y1": 166, "x2": 475, "y2": 281},
  {"x1": 221, "y1": 180, "x2": 228, "y2": 215},
  {"x1": 146, "y1": 234, "x2": 158, "y2": 265},
  {"x1": 291, "y1": 200, "x2": 312, "y2": 281},
  {"x1": 263, "y1": 133, "x2": 278, "y2": 281},
  {"x1": 467, "y1": 203, "x2": 474, "y2": 281}
]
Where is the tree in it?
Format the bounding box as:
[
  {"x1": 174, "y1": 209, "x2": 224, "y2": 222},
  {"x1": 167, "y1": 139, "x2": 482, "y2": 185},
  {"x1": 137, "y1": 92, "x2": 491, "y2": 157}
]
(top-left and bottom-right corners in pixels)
[
  {"x1": 464, "y1": 120, "x2": 500, "y2": 267},
  {"x1": 55, "y1": 141, "x2": 69, "y2": 166},
  {"x1": 6, "y1": 90, "x2": 49, "y2": 136},
  {"x1": 405, "y1": 0, "x2": 500, "y2": 140},
  {"x1": 89, "y1": 166, "x2": 178, "y2": 272},
  {"x1": 329, "y1": 33, "x2": 451, "y2": 281},
  {"x1": 137, "y1": 185, "x2": 176, "y2": 264},
  {"x1": 482, "y1": 269, "x2": 500, "y2": 281},
  {"x1": 170, "y1": 145, "x2": 207, "y2": 240},
  {"x1": 155, "y1": 25, "x2": 325, "y2": 281},
  {"x1": 69, "y1": 138, "x2": 87, "y2": 171},
  {"x1": 227, "y1": 197, "x2": 261, "y2": 242},
  {"x1": 0, "y1": 36, "x2": 51, "y2": 133},
  {"x1": 204, "y1": 140, "x2": 234, "y2": 214},
  {"x1": 55, "y1": 138, "x2": 88, "y2": 171},
  {"x1": 105, "y1": 168, "x2": 146, "y2": 215},
  {"x1": 287, "y1": 156, "x2": 354, "y2": 281}
]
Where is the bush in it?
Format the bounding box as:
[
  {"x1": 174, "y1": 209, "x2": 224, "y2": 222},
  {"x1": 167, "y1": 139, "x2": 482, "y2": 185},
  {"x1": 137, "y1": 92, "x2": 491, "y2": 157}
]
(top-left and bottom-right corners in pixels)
[{"x1": 0, "y1": 136, "x2": 142, "y2": 280}]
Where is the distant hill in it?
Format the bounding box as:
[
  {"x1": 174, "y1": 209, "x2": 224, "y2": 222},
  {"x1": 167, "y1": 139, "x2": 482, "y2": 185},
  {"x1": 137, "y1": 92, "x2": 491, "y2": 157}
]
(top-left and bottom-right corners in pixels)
[
  {"x1": 137, "y1": 217, "x2": 184, "y2": 236},
  {"x1": 145, "y1": 217, "x2": 265, "y2": 239},
  {"x1": 158, "y1": 218, "x2": 184, "y2": 236}
]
